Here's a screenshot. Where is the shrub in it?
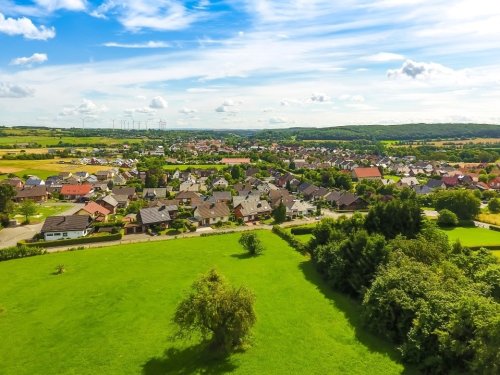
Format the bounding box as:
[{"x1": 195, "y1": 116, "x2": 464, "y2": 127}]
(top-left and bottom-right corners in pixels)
[
  {"x1": 0, "y1": 244, "x2": 46, "y2": 261},
  {"x1": 488, "y1": 198, "x2": 500, "y2": 213},
  {"x1": 290, "y1": 226, "x2": 314, "y2": 235},
  {"x1": 19, "y1": 233, "x2": 122, "y2": 248},
  {"x1": 239, "y1": 232, "x2": 264, "y2": 256},
  {"x1": 437, "y1": 209, "x2": 459, "y2": 227},
  {"x1": 272, "y1": 226, "x2": 306, "y2": 253}
]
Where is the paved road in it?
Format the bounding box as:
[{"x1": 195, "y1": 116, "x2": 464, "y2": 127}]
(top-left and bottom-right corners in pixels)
[{"x1": 0, "y1": 203, "x2": 82, "y2": 249}]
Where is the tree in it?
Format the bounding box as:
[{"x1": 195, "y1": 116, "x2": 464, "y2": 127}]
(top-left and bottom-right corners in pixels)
[
  {"x1": 0, "y1": 184, "x2": 16, "y2": 213},
  {"x1": 170, "y1": 218, "x2": 185, "y2": 232},
  {"x1": 488, "y1": 198, "x2": 500, "y2": 213},
  {"x1": 19, "y1": 199, "x2": 37, "y2": 224},
  {"x1": 434, "y1": 190, "x2": 480, "y2": 220},
  {"x1": 239, "y1": 232, "x2": 264, "y2": 256},
  {"x1": 437, "y1": 209, "x2": 459, "y2": 227},
  {"x1": 272, "y1": 200, "x2": 287, "y2": 224},
  {"x1": 230, "y1": 165, "x2": 242, "y2": 180},
  {"x1": 173, "y1": 269, "x2": 256, "y2": 353}
]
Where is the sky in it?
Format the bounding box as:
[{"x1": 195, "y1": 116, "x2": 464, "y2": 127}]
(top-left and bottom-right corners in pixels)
[{"x1": 1, "y1": 0, "x2": 500, "y2": 129}]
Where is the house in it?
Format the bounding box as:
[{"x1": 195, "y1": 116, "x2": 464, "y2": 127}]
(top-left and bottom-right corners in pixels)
[
  {"x1": 112, "y1": 187, "x2": 136, "y2": 200},
  {"x1": 96, "y1": 170, "x2": 114, "y2": 181},
  {"x1": 212, "y1": 177, "x2": 229, "y2": 189},
  {"x1": 336, "y1": 192, "x2": 367, "y2": 210},
  {"x1": 111, "y1": 194, "x2": 129, "y2": 208},
  {"x1": 221, "y1": 158, "x2": 251, "y2": 165},
  {"x1": 143, "y1": 188, "x2": 168, "y2": 200},
  {"x1": 426, "y1": 179, "x2": 446, "y2": 190},
  {"x1": 285, "y1": 200, "x2": 315, "y2": 219},
  {"x1": 413, "y1": 185, "x2": 433, "y2": 195},
  {"x1": 138, "y1": 206, "x2": 172, "y2": 231},
  {"x1": 179, "y1": 182, "x2": 204, "y2": 192},
  {"x1": 352, "y1": 167, "x2": 382, "y2": 181},
  {"x1": 75, "y1": 201, "x2": 110, "y2": 221},
  {"x1": 234, "y1": 200, "x2": 272, "y2": 222},
  {"x1": 176, "y1": 191, "x2": 202, "y2": 206},
  {"x1": 193, "y1": 202, "x2": 230, "y2": 226},
  {"x1": 207, "y1": 191, "x2": 232, "y2": 204},
  {"x1": 97, "y1": 195, "x2": 119, "y2": 214},
  {"x1": 60, "y1": 184, "x2": 93, "y2": 201},
  {"x1": 41, "y1": 215, "x2": 92, "y2": 241},
  {"x1": 14, "y1": 186, "x2": 49, "y2": 202},
  {"x1": 2, "y1": 177, "x2": 23, "y2": 189},
  {"x1": 25, "y1": 176, "x2": 45, "y2": 187},
  {"x1": 397, "y1": 177, "x2": 420, "y2": 188},
  {"x1": 442, "y1": 176, "x2": 460, "y2": 188}
]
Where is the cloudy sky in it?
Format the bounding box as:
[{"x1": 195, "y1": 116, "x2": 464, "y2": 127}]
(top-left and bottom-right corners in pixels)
[{"x1": 1, "y1": 0, "x2": 500, "y2": 129}]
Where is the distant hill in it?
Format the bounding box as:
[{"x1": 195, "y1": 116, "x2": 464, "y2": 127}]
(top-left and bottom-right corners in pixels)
[{"x1": 253, "y1": 123, "x2": 500, "y2": 141}]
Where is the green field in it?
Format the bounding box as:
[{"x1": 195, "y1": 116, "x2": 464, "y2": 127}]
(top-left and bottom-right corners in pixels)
[
  {"x1": 0, "y1": 135, "x2": 144, "y2": 147},
  {"x1": 163, "y1": 164, "x2": 225, "y2": 171},
  {"x1": 12, "y1": 202, "x2": 73, "y2": 224},
  {"x1": 0, "y1": 231, "x2": 407, "y2": 375},
  {"x1": 441, "y1": 226, "x2": 500, "y2": 247},
  {"x1": 0, "y1": 159, "x2": 111, "y2": 179}
]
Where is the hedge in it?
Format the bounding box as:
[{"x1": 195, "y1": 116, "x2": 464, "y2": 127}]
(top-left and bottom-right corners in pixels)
[
  {"x1": 200, "y1": 230, "x2": 237, "y2": 237},
  {"x1": 0, "y1": 244, "x2": 46, "y2": 262},
  {"x1": 272, "y1": 225, "x2": 306, "y2": 253},
  {"x1": 468, "y1": 245, "x2": 500, "y2": 251},
  {"x1": 290, "y1": 226, "x2": 314, "y2": 235},
  {"x1": 19, "y1": 233, "x2": 122, "y2": 248},
  {"x1": 91, "y1": 221, "x2": 124, "y2": 228},
  {"x1": 489, "y1": 225, "x2": 500, "y2": 232}
]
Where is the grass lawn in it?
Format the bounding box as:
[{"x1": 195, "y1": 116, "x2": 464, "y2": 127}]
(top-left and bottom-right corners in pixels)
[
  {"x1": 0, "y1": 231, "x2": 408, "y2": 375},
  {"x1": 441, "y1": 226, "x2": 500, "y2": 247},
  {"x1": 163, "y1": 164, "x2": 225, "y2": 171},
  {"x1": 11, "y1": 202, "x2": 73, "y2": 224},
  {"x1": 0, "y1": 159, "x2": 112, "y2": 179}
]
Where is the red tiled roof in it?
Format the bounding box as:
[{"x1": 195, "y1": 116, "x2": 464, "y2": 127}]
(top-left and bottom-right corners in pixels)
[
  {"x1": 61, "y1": 184, "x2": 92, "y2": 195},
  {"x1": 81, "y1": 201, "x2": 110, "y2": 216},
  {"x1": 353, "y1": 167, "x2": 382, "y2": 178}
]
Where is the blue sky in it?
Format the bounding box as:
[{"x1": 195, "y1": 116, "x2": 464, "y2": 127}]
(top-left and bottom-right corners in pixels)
[{"x1": 1, "y1": 0, "x2": 500, "y2": 129}]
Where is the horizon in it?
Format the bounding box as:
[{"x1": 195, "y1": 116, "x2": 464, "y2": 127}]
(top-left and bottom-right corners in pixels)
[{"x1": 1, "y1": 1, "x2": 500, "y2": 128}]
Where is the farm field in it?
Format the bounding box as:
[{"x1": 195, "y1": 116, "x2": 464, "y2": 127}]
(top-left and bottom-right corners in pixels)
[
  {"x1": 0, "y1": 135, "x2": 145, "y2": 147},
  {"x1": 0, "y1": 231, "x2": 408, "y2": 375},
  {"x1": 441, "y1": 226, "x2": 500, "y2": 247},
  {"x1": 0, "y1": 159, "x2": 111, "y2": 179}
]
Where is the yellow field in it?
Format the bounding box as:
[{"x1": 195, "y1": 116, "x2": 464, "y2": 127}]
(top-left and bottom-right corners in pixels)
[{"x1": 478, "y1": 213, "x2": 500, "y2": 226}]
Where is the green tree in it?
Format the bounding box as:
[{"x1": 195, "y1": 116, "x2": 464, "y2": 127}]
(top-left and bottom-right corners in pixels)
[
  {"x1": 434, "y1": 190, "x2": 480, "y2": 220},
  {"x1": 231, "y1": 165, "x2": 242, "y2": 180},
  {"x1": 173, "y1": 269, "x2": 256, "y2": 353},
  {"x1": 488, "y1": 198, "x2": 500, "y2": 213},
  {"x1": 170, "y1": 218, "x2": 185, "y2": 232},
  {"x1": 19, "y1": 199, "x2": 37, "y2": 224},
  {"x1": 272, "y1": 200, "x2": 287, "y2": 224},
  {"x1": 437, "y1": 209, "x2": 459, "y2": 227},
  {"x1": 0, "y1": 184, "x2": 16, "y2": 213},
  {"x1": 365, "y1": 199, "x2": 422, "y2": 239},
  {"x1": 239, "y1": 232, "x2": 264, "y2": 256}
]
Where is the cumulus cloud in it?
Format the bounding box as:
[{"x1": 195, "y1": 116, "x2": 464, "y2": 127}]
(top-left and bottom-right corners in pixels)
[
  {"x1": 10, "y1": 53, "x2": 48, "y2": 67},
  {"x1": 387, "y1": 59, "x2": 456, "y2": 80},
  {"x1": 0, "y1": 82, "x2": 35, "y2": 98},
  {"x1": 365, "y1": 52, "x2": 405, "y2": 62},
  {"x1": 280, "y1": 98, "x2": 302, "y2": 106},
  {"x1": 0, "y1": 13, "x2": 55, "y2": 40},
  {"x1": 215, "y1": 98, "x2": 241, "y2": 113},
  {"x1": 179, "y1": 107, "x2": 198, "y2": 114},
  {"x1": 339, "y1": 94, "x2": 365, "y2": 102},
  {"x1": 269, "y1": 116, "x2": 287, "y2": 124},
  {"x1": 35, "y1": 0, "x2": 86, "y2": 12},
  {"x1": 149, "y1": 96, "x2": 168, "y2": 109},
  {"x1": 102, "y1": 41, "x2": 170, "y2": 49},
  {"x1": 310, "y1": 92, "x2": 331, "y2": 103},
  {"x1": 58, "y1": 99, "x2": 107, "y2": 117}
]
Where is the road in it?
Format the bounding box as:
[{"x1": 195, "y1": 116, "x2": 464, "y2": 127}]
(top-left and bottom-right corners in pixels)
[{"x1": 0, "y1": 203, "x2": 83, "y2": 249}]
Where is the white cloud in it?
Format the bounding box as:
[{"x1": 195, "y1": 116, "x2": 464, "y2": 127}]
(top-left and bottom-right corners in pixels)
[
  {"x1": 269, "y1": 116, "x2": 287, "y2": 124},
  {"x1": 0, "y1": 82, "x2": 35, "y2": 98},
  {"x1": 0, "y1": 12, "x2": 55, "y2": 40},
  {"x1": 310, "y1": 92, "x2": 331, "y2": 103},
  {"x1": 91, "y1": 0, "x2": 205, "y2": 31},
  {"x1": 387, "y1": 59, "x2": 456, "y2": 80},
  {"x1": 34, "y1": 0, "x2": 86, "y2": 12},
  {"x1": 58, "y1": 99, "x2": 107, "y2": 117},
  {"x1": 149, "y1": 96, "x2": 168, "y2": 109},
  {"x1": 179, "y1": 107, "x2": 198, "y2": 114},
  {"x1": 10, "y1": 53, "x2": 48, "y2": 67},
  {"x1": 339, "y1": 94, "x2": 365, "y2": 102},
  {"x1": 280, "y1": 98, "x2": 302, "y2": 106},
  {"x1": 102, "y1": 41, "x2": 171, "y2": 49},
  {"x1": 364, "y1": 52, "x2": 405, "y2": 62}
]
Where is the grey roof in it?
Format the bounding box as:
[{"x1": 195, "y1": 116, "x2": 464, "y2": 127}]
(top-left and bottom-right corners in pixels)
[
  {"x1": 143, "y1": 188, "x2": 168, "y2": 199},
  {"x1": 194, "y1": 202, "x2": 230, "y2": 219},
  {"x1": 236, "y1": 200, "x2": 271, "y2": 216},
  {"x1": 138, "y1": 206, "x2": 171, "y2": 225},
  {"x1": 233, "y1": 194, "x2": 260, "y2": 207},
  {"x1": 112, "y1": 187, "x2": 136, "y2": 197},
  {"x1": 99, "y1": 195, "x2": 119, "y2": 207},
  {"x1": 41, "y1": 215, "x2": 91, "y2": 232}
]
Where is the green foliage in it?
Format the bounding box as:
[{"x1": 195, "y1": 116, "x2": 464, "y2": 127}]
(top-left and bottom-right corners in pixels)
[
  {"x1": 173, "y1": 269, "x2": 256, "y2": 353},
  {"x1": 290, "y1": 226, "x2": 314, "y2": 235},
  {"x1": 0, "y1": 244, "x2": 46, "y2": 261},
  {"x1": 272, "y1": 225, "x2": 306, "y2": 253},
  {"x1": 437, "y1": 209, "x2": 459, "y2": 227},
  {"x1": 238, "y1": 232, "x2": 264, "y2": 256},
  {"x1": 365, "y1": 199, "x2": 422, "y2": 239},
  {"x1": 18, "y1": 199, "x2": 37, "y2": 223},
  {"x1": 272, "y1": 201, "x2": 287, "y2": 224},
  {"x1": 0, "y1": 184, "x2": 16, "y2": 213},
  {"x1": 20, "y1": 232, "x2": 122, "y2": 248},
  {"x1": 488, "y1": 198, "x2": 500, "y2": 213},
  {"x1": 434, "y1": 190, "x2": 481, "y2": 220},
  {"x1": 55, "y1": 264, "x2": 66, "y2": 275}
]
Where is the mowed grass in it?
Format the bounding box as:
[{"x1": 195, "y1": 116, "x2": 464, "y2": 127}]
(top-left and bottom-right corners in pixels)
[
  {"x1": 441, "y1": 226, "x2": 500, "y2": 247},
  {"x1": 0, "y1": 231, "x2": 407, "y2": 375},
  {"x1": 12, "y1": 202, "x2": 73, "y2": 224},
  {"x1": 0, "y1": 159, "x2": 111, "y2": 179}
]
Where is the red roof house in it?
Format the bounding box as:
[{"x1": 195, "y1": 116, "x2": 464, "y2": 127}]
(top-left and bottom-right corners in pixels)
[
  {"x1": 352, "y1": 167, "x2": 382, "y2": 180},
  {"x1": 61, "y1": 184, "x2": 93, "y2": 200}
]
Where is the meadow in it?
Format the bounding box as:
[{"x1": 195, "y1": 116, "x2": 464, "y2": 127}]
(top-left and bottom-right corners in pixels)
[
  {"x1": 0, "y1": 159, "x2": 110, "y2": 179},
  {"x1": 0, "y1": 231, "x2": 408, "y2": 375},
  {"x1": 441, "y1": 226, "x2": 500, "y2": 247},
  {"x1": 163, "y1": 164, "x2": 225, "y2": 171}
]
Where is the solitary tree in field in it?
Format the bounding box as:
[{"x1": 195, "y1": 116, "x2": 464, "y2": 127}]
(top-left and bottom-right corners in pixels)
[
  {"x1": 19, "y1": 200, "x2": 37, "y2": 224},
  {"x1": 173, "y1": 269, "x2": 256, "y2": 353},
  {"x1": 239, "y1": 232, "x2": 264, "y2": 256}
]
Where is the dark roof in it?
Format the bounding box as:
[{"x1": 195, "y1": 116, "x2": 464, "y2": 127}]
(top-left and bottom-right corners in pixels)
[
  {"x1": 194, "y1": 202, "x2": 230, "y2": 219},
  {"x1": 211, "y1": 191, "x2": 232, "y2": 200},
  {"x1": 426, "y1": 179, "x2": 445, "y2": 189},
  {"x1": 236, "y1": 200, "x2": 271, "y2": 216},
  {"x1": 143, "y1": 188, "x2": 168, "y2": 199},
  {"x1": 41, "y1": 215, "x2": 91, "y2": 232},
  {"x1": 112, "y1": 187, "x2": 136, "y2": 197},
  {"x1": 15, "y1": 186, "x2": 47, "y2": 199},
  {"x1": 138, "y1": 206, "x2": 171, "y2": 225}
]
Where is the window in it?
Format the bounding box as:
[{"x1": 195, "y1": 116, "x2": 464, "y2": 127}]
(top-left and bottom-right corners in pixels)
[
  {"x1": 63, "y1": 233, "x2": 68, "y2": 237},
  {"x1": 47, "y1": 233, "x2": 53, "y2": 237}
]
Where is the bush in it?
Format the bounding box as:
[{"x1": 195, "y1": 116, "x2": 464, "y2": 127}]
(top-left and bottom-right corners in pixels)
[
  {"x1": 0, "y1": 213, "x2": 9, "y2": 228},
  {"x1": 19, "y1": 233, "x2": 122, "y2": 248},
  {"x1": 290, "y1": 226, "x2": 314, "y2": 235},
  {"x1": 488, "y1": 198, "x2": 500, "y2": 213},
  {"x1": 437, "y1": 209, "x2": 459, "y2": 227},
  {"x1": 0, "y1": 244, "x2": 46, "y2": 261},
  {"x1": 239, "y1": 232, "x2": 264, "y2": 256},
  {"x1": 272, "y1": 226, "x2": 306, "y2": 253}
]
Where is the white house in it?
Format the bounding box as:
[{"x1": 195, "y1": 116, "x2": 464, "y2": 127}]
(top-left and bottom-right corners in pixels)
[{"x1": 41, "y1": 216, "x2": 91, "y2": 241}]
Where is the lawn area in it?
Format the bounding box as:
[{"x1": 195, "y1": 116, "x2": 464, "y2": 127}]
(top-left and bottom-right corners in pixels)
[
  {"x1": 441, "y1": 226, "x2": 500, "y2": 247},
  {"x1": 0, "y1": 159, "x2": 110, "y2": 179},
  {"x1": 11, "y1": 202, "x2": 73, "y2": 224},
  {"x1": 0, "y1": 231, "x2": 408, "y2": 375},
  {"x1": 163, "y1": 164, "x2": 225, "y2": 171}
]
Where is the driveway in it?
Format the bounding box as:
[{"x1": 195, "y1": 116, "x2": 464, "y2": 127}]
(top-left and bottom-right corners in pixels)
[{"x1": 0, "y1": 203, "x2": 83, "y2": 249}]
